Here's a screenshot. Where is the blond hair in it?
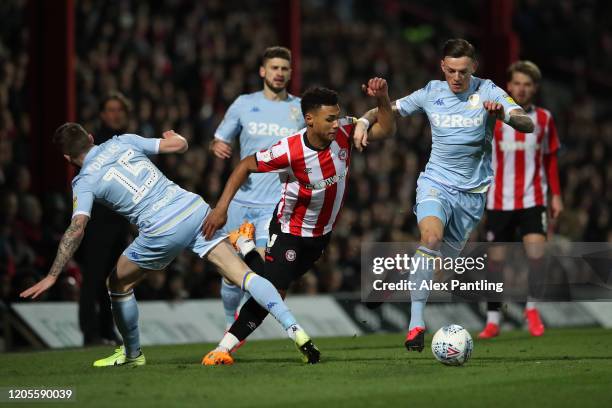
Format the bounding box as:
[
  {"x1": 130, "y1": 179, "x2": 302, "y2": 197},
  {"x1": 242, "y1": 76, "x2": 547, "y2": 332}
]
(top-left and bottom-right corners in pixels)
[{"x1": 508, "y1": 60, "x2": 542, "y2": 83}]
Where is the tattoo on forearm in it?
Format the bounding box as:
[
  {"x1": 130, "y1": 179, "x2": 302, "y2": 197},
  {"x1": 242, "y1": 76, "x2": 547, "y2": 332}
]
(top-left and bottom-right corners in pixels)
[
  {"x1": 48, "y1": 218, "x2": 85, "y2": 277},
  {"x1": 508, "y1": 114, "x2": 535, "y2": 133}
]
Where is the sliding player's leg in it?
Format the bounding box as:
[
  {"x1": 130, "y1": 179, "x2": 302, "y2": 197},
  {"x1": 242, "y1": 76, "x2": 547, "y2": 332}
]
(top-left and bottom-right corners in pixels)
[
  {"x1": 203, "y1": 220, "x2": 328, "y2": 365},
  {"x1": 219, "y1": 204, "x2": 271, "y2": 329}
]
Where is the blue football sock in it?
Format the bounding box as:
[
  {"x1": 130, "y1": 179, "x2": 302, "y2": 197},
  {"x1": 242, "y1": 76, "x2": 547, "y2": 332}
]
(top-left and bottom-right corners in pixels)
[
  {"x1": 220, "y1": 279, "x2": 244, "y2": 330},
  {"x1": 408, "y1": 246, "x2": 441, "y2": 330},
  {"x1": 410, "y1": 301, "x2": 426, "y2": 330},
  {"x1": 242, "y1": 272, "x2": 297, "y2": 330},
  {"x1": 110, "y1": 290, "x2": 141, "y2": 358}
]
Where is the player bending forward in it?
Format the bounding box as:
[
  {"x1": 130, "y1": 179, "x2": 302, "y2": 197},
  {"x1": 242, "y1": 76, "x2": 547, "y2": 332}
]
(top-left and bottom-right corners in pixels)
[{"x1": 20, "y1": 123, "x2": 318, "y2": 366}]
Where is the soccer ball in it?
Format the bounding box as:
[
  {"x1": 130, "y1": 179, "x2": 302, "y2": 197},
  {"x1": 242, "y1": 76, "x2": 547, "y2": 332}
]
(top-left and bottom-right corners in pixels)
[{"x1": 431, "y1": 324, "x2": 474, "y2": 366}]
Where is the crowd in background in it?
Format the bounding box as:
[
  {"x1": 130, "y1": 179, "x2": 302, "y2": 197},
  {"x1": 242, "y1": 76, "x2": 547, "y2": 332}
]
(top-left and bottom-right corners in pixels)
[{"x1": 0, "y1": 0, "x2": 610, "y2": 303}]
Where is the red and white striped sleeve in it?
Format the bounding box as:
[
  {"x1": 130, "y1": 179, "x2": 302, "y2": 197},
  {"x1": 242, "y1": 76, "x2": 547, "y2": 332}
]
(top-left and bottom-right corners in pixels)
[
  {"x1": 337, "y1": 117, "x2": 356, "y2": 141},
  {"x1": 255, "y1": 138, "x2": 290, "y2": 173},
  {"x1": 543, "y1": 112, "x2": 561, "y2": 195},
  {"x1": 543, "y1": 113, "x2": 560, "y2": 154}
]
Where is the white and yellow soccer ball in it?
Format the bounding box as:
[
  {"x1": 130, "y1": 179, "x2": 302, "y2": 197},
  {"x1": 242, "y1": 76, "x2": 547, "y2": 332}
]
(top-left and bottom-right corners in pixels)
[{"x1": 431, "y1": 324, "x2": 474, "y2": 366}]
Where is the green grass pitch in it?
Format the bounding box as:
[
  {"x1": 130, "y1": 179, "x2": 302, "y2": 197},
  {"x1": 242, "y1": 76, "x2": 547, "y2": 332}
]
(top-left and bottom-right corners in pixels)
[{"x1": 1, "y1": 328, "x2": 611, "y2": 407}]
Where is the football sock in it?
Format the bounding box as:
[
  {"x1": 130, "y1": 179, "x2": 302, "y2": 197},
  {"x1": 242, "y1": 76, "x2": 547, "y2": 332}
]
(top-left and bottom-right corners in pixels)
[
  {"x1": 220, "y1": 279, "x2": 243, "y2": 330},
  {"x1": 409, "y1": 301, "x2": 426, "y2": 330},
  {"x1": 286, "y1": 323, "x2": 303, "y2": 341},
  {"x1": 236, "y1": 235, "x2": 256, "y2": 257},
  {"x1": 486, "y1": 311, "x2": 501, "y2": 325},
  {"x1": 244, "y1": 250, "x2": 265, "y2": 274},
  {"x1": 408, "y1": 246, "x2": 440, "y2": 330},
  {"x1": 217, "y1": 332, "x2": 240, "y2": 352},
  {"x1": 242, "y1": 272, "x2": 297, "y2": 330},
  {"x1": 527, "y1": 256, "x2": 546, "y2": 300},
  {"x1": 228, "y1": 297, "x2": 271, "y2": 341},
  {"x1": 110, "y1": 290, "x2": 141, "y2": 359}
]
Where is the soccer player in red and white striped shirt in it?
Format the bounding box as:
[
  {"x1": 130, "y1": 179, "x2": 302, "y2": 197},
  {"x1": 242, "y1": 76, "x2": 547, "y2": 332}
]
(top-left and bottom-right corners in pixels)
[
  {"x1": 201, "y1": 78, "x2": 396, "y2": 365},
  {"x1": 479, "y1": 61, "x2": 563, "y2": 339}
]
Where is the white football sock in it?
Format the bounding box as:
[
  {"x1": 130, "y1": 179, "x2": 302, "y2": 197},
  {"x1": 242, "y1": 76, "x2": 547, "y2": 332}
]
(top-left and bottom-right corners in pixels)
[
  {"x1": 286, "y1": 324, "x2": 303, "y2": 341},
  {"x1": 236, "y1": 235, "x2": 256, "y2": 257},
  {"x1": 487, "y1": 311, "x2": 501, "y2": 325},
  {"x1": 216, "y1": 332, "x2": 240, "y2": 352}
]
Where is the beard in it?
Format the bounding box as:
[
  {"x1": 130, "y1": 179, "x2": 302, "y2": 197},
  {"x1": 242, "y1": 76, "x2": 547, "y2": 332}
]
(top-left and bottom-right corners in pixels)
[{"x1": 264, "y1": 78, "x2": 287, "y2": 94}]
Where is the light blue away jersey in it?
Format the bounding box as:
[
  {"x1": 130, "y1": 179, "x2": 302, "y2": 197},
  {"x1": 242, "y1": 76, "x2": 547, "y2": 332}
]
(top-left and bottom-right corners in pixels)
[
  {"x1": 396, "y1": 76, "x2": 520, "y2": 191},
  {"x1": 215, "y1": 91, "x2": 304, "y2": 206},
  {"x1": 72, "y1": 134, "x2": 202, "y2": 236}
]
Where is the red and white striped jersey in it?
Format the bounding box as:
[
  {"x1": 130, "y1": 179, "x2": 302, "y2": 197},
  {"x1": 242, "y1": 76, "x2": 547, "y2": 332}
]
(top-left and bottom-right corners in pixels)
[
  {"x1": 487, "y1": 106, "x2": 560, "y2": 210},
  {"x1": 255, "y1": 117, "x2": 355, "y2": 237}
]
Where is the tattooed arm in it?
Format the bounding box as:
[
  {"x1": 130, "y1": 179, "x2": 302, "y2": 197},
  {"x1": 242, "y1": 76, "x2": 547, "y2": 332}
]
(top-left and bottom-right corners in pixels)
[
  {"x1": 506, "y1": 108, "x2": 535, "y2": 133},
  {"x1": 20, "y1": 214, "x2": 89, "y2": 299},
  {"x1": 483, "y1": 101, "x2": 535, "y2": 133}
]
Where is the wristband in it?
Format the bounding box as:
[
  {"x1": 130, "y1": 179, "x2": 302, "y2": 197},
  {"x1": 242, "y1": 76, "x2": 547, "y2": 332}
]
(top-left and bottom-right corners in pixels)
[
  {"x1": 503, "y1": 110, "x2": 512, "y2": 123},
  {"x1": 357, "y1": 117, "x2": 370, "y2": 129}
]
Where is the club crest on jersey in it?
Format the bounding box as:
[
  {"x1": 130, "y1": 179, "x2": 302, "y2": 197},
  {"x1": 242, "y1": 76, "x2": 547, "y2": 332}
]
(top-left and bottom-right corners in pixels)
[
  {"x1": 290, "y1": 106, "x2": 301, "y2": 122},
  {"x1": 285, "y1": 249, "x2": 296, "y2": 262},
  {"x1": 468, "y1": 93, "x2": 480, "y2": 108},
  {"x1": 338, "y1": 148, "x2": 348, "y2": 161}
]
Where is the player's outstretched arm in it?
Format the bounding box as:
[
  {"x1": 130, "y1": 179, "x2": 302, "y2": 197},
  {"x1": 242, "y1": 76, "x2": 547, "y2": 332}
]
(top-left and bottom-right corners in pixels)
[
  {"x1": 483, "y1": 101, "x2": 535, "y2": 133},
  {"x1": 368, "y1": 77, "x2": 396, "y2": 141},
  {"x1": 159, "y1": 130, "x2": 188, "y2": 154},
  {"x1": 354, "y1": 81, "x2": 400, "y2": 151},
  {"x1": 203, "y1": 155, "x2": 259, "y2": 239},
  {"x1": 20, "y1": 214, "x2": 89, "y2": 299}
]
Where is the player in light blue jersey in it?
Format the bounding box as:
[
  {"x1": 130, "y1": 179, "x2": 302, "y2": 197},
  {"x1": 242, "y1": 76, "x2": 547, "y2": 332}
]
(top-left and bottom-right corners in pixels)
[
  {"x1": 355, "y1": 39, "x2": 535, "y2": 352},
  {"x1": 210, "y1": 46, "x2": 305, "y2": 330},
  {"x1": 20, "y1": 123, "x2": 321, "y2": 365}
]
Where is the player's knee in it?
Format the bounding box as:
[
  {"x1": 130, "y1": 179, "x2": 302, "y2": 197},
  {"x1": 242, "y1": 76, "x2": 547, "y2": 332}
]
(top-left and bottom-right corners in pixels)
[
  {"x1": 421, "y1": 232, "x2": 442, "y2": 250},
  {"x1": 107, "y1": 268, "x2": 132, "y2": 294},
  {"x1": 106, "y1": 269, "x2": 117, "y2": 292}
]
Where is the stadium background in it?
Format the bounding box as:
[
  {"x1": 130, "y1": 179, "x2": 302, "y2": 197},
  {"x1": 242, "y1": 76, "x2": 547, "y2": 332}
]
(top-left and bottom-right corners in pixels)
[{"x1": 0, "y1": 0, "x2": 611, "y2": 348}]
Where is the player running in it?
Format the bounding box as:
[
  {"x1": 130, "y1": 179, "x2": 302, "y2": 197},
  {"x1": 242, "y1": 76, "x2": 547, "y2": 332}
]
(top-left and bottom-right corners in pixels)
[
  {"x1": 210, "y1": 46, "x2": 304, "y2": 331},
  {"x1": 479, "y1": 61, "x2": 562, "y2": 339},
  {"x1": 20, "y1": 123, "x2": 319, "y2": 366},
  {"x1": 354, "y1": 39, "x2": 535, "y2": 352},
  {"x1": 200, "y1": 78, "x2": 396, "y2": 365}
]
